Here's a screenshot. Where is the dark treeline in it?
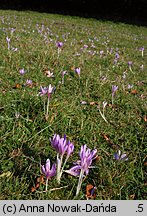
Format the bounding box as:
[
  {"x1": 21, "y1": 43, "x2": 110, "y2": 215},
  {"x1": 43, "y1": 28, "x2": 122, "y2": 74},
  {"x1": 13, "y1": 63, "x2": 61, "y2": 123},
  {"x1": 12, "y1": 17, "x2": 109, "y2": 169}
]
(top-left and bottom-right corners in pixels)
[{"x1": 0, "y1": 0, "x2": 147, "y2": 25}]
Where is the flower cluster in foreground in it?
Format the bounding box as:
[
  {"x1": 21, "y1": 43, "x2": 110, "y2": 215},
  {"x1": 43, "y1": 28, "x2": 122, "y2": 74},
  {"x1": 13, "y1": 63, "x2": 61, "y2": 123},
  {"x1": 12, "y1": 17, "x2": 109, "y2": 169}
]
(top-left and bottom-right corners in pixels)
[
  {"x1": 40, "y1": 133, "x2": 128, "y2": 196},
  {"x1": 41, "y1": 134, "x2": 97, "y2": 196}
]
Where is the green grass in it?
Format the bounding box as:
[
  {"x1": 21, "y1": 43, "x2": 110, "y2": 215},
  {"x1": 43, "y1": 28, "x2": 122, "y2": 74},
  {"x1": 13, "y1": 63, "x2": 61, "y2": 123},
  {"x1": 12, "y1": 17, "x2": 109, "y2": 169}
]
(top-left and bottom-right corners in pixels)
[{"x1": 0, "y1": 10, "x2": 147, "y2": 200}]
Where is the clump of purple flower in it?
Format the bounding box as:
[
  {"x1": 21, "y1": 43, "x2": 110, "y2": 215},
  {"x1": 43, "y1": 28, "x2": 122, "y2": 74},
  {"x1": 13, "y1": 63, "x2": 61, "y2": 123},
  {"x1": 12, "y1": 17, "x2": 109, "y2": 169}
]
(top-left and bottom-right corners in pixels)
[
  {"x1": 50, "y1": 134, "x2": 74, "y2": 184},
  {"x1": 65, "y1": 144, "x2": 97, "y2": 196}
]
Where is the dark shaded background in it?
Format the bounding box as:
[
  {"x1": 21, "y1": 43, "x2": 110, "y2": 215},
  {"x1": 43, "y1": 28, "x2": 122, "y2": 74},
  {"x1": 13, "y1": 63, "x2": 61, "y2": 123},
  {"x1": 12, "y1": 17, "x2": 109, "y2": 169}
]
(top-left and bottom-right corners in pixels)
[{"x1": 0, "y1": 0, "x2": 147, "y2": 26}]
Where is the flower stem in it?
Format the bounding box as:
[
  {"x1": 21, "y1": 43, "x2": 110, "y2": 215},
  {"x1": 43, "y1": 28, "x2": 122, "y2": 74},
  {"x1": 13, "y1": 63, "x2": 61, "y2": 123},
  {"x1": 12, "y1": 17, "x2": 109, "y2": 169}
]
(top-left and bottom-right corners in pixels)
[
  {"x1": 57, "y1": 154, "x2": 64, "y2": 184},
  {"x1": 46, "y1": 97, "x2": 50, "y2": 119},
  {"x1": 60, "y1": 155, "x2": 69, "y2": 175},
  {"x1": 76, "y1": 169, "x2": 84, "y2": 196},
  {"x1": 99, "y1": 108, "x2": 108, "y2": 123},
  {"x1": 45, "y1": 178, "x2": 48, "y2": 191},
  {"x1": 112, "y1": 95, "x2": 114, "y2": 105}
]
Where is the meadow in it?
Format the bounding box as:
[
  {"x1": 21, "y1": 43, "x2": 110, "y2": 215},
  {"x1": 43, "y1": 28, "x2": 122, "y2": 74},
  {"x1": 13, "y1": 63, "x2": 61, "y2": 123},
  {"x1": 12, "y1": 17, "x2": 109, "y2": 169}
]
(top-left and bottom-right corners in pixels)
[{"x1": 0, "y1": 10, "x2": 147, "y2": 200}]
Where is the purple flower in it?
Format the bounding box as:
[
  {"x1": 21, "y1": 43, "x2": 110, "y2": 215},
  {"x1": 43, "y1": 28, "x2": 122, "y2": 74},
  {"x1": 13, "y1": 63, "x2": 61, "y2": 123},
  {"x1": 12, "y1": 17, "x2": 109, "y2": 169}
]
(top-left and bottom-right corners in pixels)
[
  {"x1": 75, "y1": 67, "x2": 81, "y2": 77},
  {"x1": 56, "y1": 41, "x2": 63, "y2": 48},
  {"x1": 128, "y1": 84, "x2": 133, "y2": 89},
  {"x1": 81, "y1": 101, "x2": 87, "y2": 105},
  {"x1": 114, "y1": 59, "x2": 117, "y2": 64},
  {"x1": 66, "y1": 145, "x2": 97, "y2": 177},
  {"x1": 112, "y1": 85, "x2": 118, "y2": 97},
  {"x1": 45, "y1": 71, "x2": 54, "y2": 78},
  {"x1": 11, "y1": 28, "x2": 15, "y2": 34},
  {"x1": 38, "y1": 86, "x2": 48, "y2": 96},
  {"x1": 6, "y1": 36, "x2": 10, "y2": 43},
  {"x1": 65, "y1": 165, "x2": 81, "y2": 177},
  {"x1": 115, "y1": 52, "x2": 120, "y2": 59},
  {"x1": 38, "y1": 84, "x2": 54, "y2": 98},
  {"x1": 80, "y1": 145, "x2": 97, "y2": 175},
  {"x1": 83, "y1": 44, "x2": 88, "y2": 49},
  {"x1": 66, "y1": 142, "x2": 74, "y2": 157},
  {"x1": 50, "y1": 134, "x2": 74, "y2": 156},
  {"x1": 41, "y1": 158, "x2": 56, "y2": 179},
  {"x1": 47, "y1": 84, "x2": 54, "y2": 98},
  {"x1": 61, "y1": 70, "x2": 67, "y2": 77},
  {"x1": 100, "y1": 50, "x2": 104, "y2": 55},
  {"x1": 114, "y1": 150, "x2": 128, "y2": 161},
  {"x1": 128, "y1": 61, "x2": 132, "y2": 66},
  {"x1": 26, "y1": 79, "x2": 32, "y2": 85},
  {"x1": 6, "y1": 37, "x2": 10, "y2": 50},
  {"x1": 65, "y1": 145, "x2": 97, "y2": 196},
  {"x1": 139, "y1": 47, "x2": 144, "y2": 57},
  {"x1": 11, "y1": 47, "x2": 18, "y2": 52},
  {"x1": 139, "y1": 47, "x2": 144, "y2": 51},
  {"x1": 19, "y1": 68, "x2": 26, "y2": 75}
]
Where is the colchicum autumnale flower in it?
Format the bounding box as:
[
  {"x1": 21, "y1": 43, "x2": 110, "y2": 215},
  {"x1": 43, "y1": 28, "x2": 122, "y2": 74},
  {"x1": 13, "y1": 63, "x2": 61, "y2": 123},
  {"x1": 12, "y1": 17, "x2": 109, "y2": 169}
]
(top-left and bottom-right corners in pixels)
[
  {"x1": 112, "y1": 85, "x2": 118, "y2": 105},
  {"x1": 114, "y1": 150, "x2": 128, "y2": 161},
  {"x1": 41, "y1": 158, "x2": 56, "y2": 191},
  {"x1": 56, "y1": 41, "x2": 63, "y2": 57},
  {"x1": 97, "y1": 101, "x2": 108, "y2": 123},
  {"x1": 75, "y1": 67, "x2": 81, "y2": 78},
  {"x1": 38, "y1": 84, "x2": 55, "y2": 120},
  {"x1": 6, "y1": 36, "x2": 11, "y2": 50},
  {"x1": 128, "y1": 61, "x2": 133, "y2": 72},
  {"x1": 65, "y1": 144, "x2": 97, "y2": 196},
  {"x1": 50, "y1": 134, "x2": 74, "y2": 184},
  {"x1": 19, "y1": 68, "x2": 26, "y2": 75}
]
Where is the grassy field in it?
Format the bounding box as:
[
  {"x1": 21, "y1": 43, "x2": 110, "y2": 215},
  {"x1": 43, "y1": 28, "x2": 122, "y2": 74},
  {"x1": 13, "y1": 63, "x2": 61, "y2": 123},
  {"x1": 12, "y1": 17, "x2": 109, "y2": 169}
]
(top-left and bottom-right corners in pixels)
[{"x1": 0, "y1": 10, "x2": 147, "y2": 200}]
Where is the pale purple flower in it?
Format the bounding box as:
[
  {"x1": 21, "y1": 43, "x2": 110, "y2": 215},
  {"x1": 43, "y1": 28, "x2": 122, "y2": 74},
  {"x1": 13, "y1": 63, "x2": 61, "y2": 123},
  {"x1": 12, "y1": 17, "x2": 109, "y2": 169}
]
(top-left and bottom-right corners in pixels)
[
  {"x1": 45, "y1": 71, "x2": 54, "y2": 78},
  {"x1": 100, "y1": 50, "x2": 104, "y2": 55},
  {"x1": 109, "y1": 48, "x2": 113, "y2": 54},
  {"x1": 51, "y1": 134, "x2": 74, "y2": 184},
  {"x1": 6, "y1": 36, "x2": 10, "y2": 43},
  {"x1": 38, "y1": 84, "x2": 54, "y2": 98},
  {"x1": 26, "y1": 79, "x2": 32, "y2": 85},
  {"x1": 114, "y1": 150, "x2": 128, "y2": 161},
  {"x1": 65, "y1": 145, "x2": 97, "y2": 196},
  {"x1": 128, "y1": 61, "x2": 132, "y2": 66},
  {"x1": 128, "y1": 84, "x2": 133, "y2": 89},
  {"x1": 115, "y1": 52, "x2": 120, "y2": 59},
  {"x1": 81, "y1": 101, "x2": 87, "y2": 105},
  {"x1": 41, "y1": 158, "x2": 56, "y2": 191},
  {"x1": 139, "y1": 47, "x2": 144, "y2": 51},
  {"x1": 38, "y1": 86, "x2": 48, "y2": 96},
  {"x1": 75, "y1": 67, "x2": 81, "y2": 77},
  {"x1": 128, "y1": 61, "x2": 133, "y2": 72},
  {"x1": 61, "y1": 70, "x2": 67, "y2": 77},
  {"x1": 11, "y1": 47, "x2": 18, "y2": 52},
  {"x1": 65, "y1": 165, "x2": 81, "y2": 177},
  {"x1": 41, "y1": 158, "x2": 56, "y2": 179},
  {"x1": 11, "y1": 28, "x2": 15, "y2": 34},
  {"x1": 50, "y1": 134, "x2": 74, "y2": 156},
  {"x1": 67, "y1": 142, "x2": 74, "y2": 157},
  {"x1": 66, "y1": 145, "x2": 97, "y2": 177},
  {"x1": 112, "y1": 85, "x2": 118, "y2": 97},
  {"x1": 114, "y1": 59, "x2": 117, "y2": 64},
  {"x1": 56, "y1": 41, "x2": 63, "y2": 48},
  {"x1": 139, "y1": 47, "x2": 144, "y2": 57},
  {"x1": 6, "y1": 36, "x2": 10, "y2": 50},
  {"x1": 47, "y1": 84, "x2": 54, "y2": 98},
  {"x1": 19, "y1": 68, "x2": 26, "y2": 75},
  {"x1": 83, "y1": 44, "x2": 88, "y2": 49}
]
